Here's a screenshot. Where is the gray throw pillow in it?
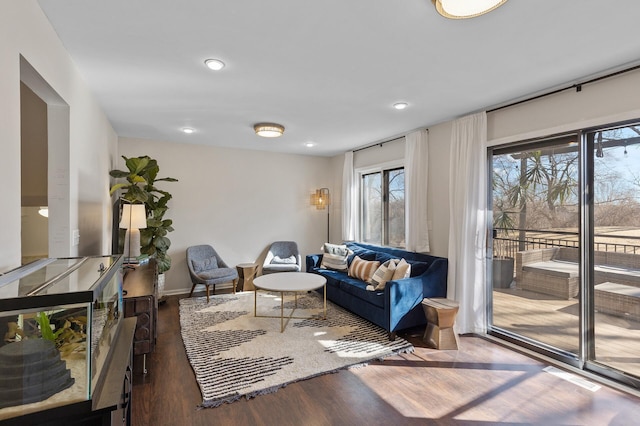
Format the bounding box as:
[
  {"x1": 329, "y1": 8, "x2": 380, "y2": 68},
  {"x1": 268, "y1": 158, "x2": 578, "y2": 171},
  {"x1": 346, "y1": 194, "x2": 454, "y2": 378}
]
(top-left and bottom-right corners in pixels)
[
  {"x1": 271, "y1": 255, "x2": 296, "y2": 264},
  {"x1": 192, "y1": 256, "x2": 218, "y2": 273},
  {"x1": 320, "y1": 243, "x2": 353, "y2": 272}
]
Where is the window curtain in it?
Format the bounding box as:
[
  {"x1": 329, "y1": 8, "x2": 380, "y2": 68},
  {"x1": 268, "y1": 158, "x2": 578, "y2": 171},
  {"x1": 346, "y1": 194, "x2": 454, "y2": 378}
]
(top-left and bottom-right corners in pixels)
[
  {"x1": 447, "y1": 112, "x2": 488, "y2": 334},
  {"x1": 405, "y1": 130, "x2": 430, "y2": 252},
  {"x1": 342, "y1": 151, "x2": 356, "y2": 241}
]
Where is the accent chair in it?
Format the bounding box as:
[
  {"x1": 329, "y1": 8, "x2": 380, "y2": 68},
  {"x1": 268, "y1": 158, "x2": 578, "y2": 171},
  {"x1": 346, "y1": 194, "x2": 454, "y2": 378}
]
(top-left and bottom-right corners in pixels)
[
  {"x1": 186, "y1": 244, "x2": 238, "y2": 302},
  {"x1": 262, "y1": 241, "x2": 302, "y2": 275}
]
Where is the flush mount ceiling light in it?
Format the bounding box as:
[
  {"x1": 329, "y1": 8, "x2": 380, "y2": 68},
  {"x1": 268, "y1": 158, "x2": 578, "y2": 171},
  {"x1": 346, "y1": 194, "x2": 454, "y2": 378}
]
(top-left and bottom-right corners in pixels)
[
  {"x1": 305, "y1": 142, "x2": 315, "y2": 148},
  {"x1": 393, "y1": 102, "x2": 409, "y2": 110},
  {"x1": 254, "y1": 123, "x2": 285, "y2": 138},
  {"x1": 432, "y1": 0, "x2": 508, "y2": 19},
  {"x1": 182, "y1": 127, "x2": 195, "y2": 134},
  {"x1": 204, "y1": 58, "x2": 225, "y2": 71}
]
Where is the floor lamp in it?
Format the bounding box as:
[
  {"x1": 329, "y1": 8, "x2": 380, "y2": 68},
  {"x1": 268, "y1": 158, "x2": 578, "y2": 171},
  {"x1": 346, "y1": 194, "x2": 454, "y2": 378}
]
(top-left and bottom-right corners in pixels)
[
  {"x1": 120, "y1": 203, "x2": 147, "y2": 264},
  {"x1": 311, "y1": 188, "x2": 330, "y2": 242}
]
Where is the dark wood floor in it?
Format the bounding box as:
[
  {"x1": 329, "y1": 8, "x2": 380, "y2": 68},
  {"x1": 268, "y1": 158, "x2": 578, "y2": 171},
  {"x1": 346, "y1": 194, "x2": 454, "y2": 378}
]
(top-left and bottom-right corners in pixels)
[{"x1": 132, "y1": 293, "x2": 640, "y2": 425}]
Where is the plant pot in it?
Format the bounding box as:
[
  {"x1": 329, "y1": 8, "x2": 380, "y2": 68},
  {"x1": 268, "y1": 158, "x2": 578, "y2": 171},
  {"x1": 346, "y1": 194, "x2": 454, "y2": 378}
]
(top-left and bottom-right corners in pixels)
[
  {"x1": 492, "y1": 257, "x2": 514, "y2": 289},
  {"x1": 157, "y1": 272, "x2": 166, "y2": 299}
]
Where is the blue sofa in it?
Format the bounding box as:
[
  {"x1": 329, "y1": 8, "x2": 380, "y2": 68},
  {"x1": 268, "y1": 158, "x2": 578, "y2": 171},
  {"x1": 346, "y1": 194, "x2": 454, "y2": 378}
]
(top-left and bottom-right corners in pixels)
[{"x1": 306, "y1": 242, "x2": 448, "y2": 339}]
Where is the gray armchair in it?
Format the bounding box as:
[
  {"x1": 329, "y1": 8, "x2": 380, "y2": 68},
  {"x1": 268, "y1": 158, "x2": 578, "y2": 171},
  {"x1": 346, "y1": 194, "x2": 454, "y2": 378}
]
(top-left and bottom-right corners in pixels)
[
  {"x1": 186, "y1": 244, "x2": 238, "y2": 302},
  {"x1": 262, "y1": 241, "x2": 302, "y2": 275}
]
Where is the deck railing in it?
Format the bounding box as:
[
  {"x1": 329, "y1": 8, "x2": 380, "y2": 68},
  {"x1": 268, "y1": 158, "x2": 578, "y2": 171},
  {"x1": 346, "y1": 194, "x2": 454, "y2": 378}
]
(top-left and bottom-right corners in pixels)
[{"x1": 492, "y1": 228, "x2": 640, "y2": 259}]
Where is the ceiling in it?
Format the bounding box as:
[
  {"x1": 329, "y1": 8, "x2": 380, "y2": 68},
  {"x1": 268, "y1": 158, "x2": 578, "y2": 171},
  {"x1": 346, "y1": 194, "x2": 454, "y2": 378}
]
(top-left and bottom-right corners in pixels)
[{"x1": 37, "y1": 0, "x2": 640, "y2": 157}]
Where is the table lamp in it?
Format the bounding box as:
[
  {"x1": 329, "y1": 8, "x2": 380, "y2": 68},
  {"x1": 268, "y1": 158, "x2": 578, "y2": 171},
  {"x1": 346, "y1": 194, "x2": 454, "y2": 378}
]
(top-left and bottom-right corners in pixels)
[{"x1": 120, "y1": 203, "x2": 147, "y2": 263}]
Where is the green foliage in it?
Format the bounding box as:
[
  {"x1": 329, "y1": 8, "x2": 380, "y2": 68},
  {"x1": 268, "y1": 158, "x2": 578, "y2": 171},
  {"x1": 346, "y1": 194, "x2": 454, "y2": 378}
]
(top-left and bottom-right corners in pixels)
[
  {"x1": 36, "y1": 312, "x2": 62, "y2": 342},
  {"x1": 110, "y1": 155, "x2": 178, "y2": 273}
]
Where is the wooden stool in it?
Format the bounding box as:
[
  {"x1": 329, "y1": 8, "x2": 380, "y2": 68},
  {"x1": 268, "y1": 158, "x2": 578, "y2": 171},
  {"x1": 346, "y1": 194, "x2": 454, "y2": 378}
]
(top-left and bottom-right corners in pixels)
[
  {"x1": 236, "y1": 263, "x2": 258, "y2": 291},
  {"x1": 421, "y1": 298, "x2": 459, "y2": 350}
]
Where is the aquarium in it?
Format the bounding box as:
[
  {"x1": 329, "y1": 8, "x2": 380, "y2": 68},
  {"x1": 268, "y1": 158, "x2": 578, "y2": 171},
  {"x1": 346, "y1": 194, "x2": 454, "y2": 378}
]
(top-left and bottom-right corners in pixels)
[{"x1": 0, "y1": 255, "x2": 123, "y2": 421}]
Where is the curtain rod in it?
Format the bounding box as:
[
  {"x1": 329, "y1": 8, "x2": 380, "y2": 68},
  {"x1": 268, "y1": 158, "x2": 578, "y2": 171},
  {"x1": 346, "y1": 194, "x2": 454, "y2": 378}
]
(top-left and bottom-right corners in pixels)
[
  {"x1": 487, "y1": 63, "x2": 640, "y2": 114},
  {"x1": 353, "y1": 128, "x2": 429, "y2": 153},
  {"x1": 353, "y1": 136, "x2": 404, "y2": 153}
]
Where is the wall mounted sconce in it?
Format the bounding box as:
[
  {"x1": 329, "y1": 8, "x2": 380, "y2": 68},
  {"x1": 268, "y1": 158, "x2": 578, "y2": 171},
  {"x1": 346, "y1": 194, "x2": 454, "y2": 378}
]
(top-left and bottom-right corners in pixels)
[
  {"x1": 119, "y1": 203, "x2": 147, "y2": 263},
  {"x1": 311, "y1": 188, "x2": 330, "y2": 242}
]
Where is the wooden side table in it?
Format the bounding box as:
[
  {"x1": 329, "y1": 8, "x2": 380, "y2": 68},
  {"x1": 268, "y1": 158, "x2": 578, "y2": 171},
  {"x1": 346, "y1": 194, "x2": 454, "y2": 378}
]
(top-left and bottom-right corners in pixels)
[
  {"x1": 421, "y1": 298, "x2": 459, "y2": 350},
  {"x1": 236, "y1": 263, "x2": 258, "y2": 291}
]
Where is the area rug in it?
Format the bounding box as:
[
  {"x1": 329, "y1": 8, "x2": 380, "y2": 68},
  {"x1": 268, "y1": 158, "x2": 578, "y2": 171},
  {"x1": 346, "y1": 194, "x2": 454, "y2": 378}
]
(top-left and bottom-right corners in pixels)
[{"x1": 179, "y1": 291, "x2": 413, "y2": 408}]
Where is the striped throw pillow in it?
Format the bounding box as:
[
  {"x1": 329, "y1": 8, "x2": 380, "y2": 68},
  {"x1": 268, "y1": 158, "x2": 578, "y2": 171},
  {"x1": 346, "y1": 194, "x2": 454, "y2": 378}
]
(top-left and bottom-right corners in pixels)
[
  {"x1": 370, "y1": 259, "x2": 398, "y2": 291},
  {"x1": 348, "y1": 256, "x2": 380, "y2": 283},
  {"x1": 320, "y1": 243, "x2": 352, "y2": 271}
]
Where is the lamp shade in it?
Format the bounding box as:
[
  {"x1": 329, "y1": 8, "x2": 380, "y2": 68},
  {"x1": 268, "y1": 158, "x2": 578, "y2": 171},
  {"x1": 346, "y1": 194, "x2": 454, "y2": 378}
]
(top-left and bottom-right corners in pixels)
[
  {"x1": 119, "y1": 204, "x2": 147, "y2": 229},
  {"x1": 311, "y1": 188, "x2": 330, "y2": 210},
  {"x1": 433, "y1": 0, "x2": 508, "y2": 19}
]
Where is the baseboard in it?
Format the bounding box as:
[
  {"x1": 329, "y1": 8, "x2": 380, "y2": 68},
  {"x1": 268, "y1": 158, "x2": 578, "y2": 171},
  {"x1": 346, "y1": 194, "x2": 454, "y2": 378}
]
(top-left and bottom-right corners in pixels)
[{"x1": 161, "y1": 282, "x2": 236, "y2": 298}]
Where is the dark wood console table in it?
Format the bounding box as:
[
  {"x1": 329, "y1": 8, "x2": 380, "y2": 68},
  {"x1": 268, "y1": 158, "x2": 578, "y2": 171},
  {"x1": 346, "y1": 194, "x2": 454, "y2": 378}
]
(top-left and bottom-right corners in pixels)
[{"x1": 123, "y1": 259, "x2": 158, "y2": 374}]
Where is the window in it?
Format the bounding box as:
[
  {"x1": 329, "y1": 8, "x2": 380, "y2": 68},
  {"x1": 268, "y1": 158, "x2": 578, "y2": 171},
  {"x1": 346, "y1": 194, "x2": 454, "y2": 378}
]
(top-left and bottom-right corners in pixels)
[{"x1": 360, "y1": 167, "x2": 405, "y2": 247}]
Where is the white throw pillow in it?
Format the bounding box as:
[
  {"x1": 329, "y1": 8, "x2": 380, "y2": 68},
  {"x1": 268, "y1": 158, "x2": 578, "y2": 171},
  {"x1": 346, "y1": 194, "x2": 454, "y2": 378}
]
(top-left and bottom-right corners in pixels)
[
  {"x1": 320, "y1": 243, "x2": 352, "y2": 271},
  {"x1": 391, "y1": 258, "x2": 411, "y2": 280}
]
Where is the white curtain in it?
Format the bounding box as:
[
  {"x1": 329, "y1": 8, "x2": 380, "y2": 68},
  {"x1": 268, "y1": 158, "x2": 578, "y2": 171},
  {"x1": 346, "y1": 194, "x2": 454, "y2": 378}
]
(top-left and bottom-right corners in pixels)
[
  {"x1": 447, "y1": 112, "x2": 488, "y2": 334},
  {"x1": 405, "y1": 130, "x2": 430, "y2": 252},
  {"x1": 341, "y1": 151, "x2": 356, "y2": 241}
]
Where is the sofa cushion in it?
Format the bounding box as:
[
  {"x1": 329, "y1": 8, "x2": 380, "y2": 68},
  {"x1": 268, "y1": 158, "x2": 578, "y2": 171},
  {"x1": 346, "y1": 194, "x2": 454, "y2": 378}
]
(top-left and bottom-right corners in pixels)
[
  {"x1": 192, "y1": 256, "x2": 218, "y2": 273},
  {"x1": 313, "y1": 268, "x2": 344, "y2": 289},
  {"x1": 409, "y1": 261, "x2": 429, "y2": 277},
  {"x1": 348, "y1": 256, "x2": 380, "y2": 283},
  {"x1": 374, "y1": 252, "x2": 395, "y2": 265},
  {"x1": 338, "y1": 276, "x2": 386, "y2": 308},
  {"x1": 370, "y1": 259, "x2": 397, "y2": 291},
  {"x1": 348, "y1": 246, "x2": 378, "y2": 263},
  {"x1": 320, "y1": 243, "x2": 352, "y2": 271}
]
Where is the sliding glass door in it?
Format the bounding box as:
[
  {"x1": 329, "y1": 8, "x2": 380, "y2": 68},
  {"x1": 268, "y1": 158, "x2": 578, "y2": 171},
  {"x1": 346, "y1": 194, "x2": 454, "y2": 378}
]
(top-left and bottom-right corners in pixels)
[
  {"x1": 490, "y1": 135, "x2": 581, "y2": 359},
  {"x1": 489, "y1": 120, "x2": 640, "y2": 386},
  {"x1": 587, "y1": 124, "x2": 640, "y2": 380}
]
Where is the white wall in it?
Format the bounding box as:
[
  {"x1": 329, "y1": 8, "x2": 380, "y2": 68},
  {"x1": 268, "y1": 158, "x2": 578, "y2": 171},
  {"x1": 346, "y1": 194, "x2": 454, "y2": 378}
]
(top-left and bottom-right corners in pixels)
[
  {"x1": 488, "y1": 68, "x2": 640, "y2": 145},
  {"x1": 0, "y1": 1, "x2": 118, "y2": 272},
  {"x1": 330, "y1": 68, "x2": 640, "y2": 263},
  {"x1": 117, "y1": 137, "x2": 333, "y2": 294}
]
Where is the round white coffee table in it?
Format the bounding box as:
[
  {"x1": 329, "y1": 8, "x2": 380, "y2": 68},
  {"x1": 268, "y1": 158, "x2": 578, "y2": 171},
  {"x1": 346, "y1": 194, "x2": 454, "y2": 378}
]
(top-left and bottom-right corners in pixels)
[{"x1": 253, "y1": 272, "x2": 327, "y2": 332}]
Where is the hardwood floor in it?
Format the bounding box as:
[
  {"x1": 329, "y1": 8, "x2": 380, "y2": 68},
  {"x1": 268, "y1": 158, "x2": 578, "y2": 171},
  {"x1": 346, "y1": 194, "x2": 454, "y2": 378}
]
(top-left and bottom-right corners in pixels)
[{"x1": 131, "y1": 294, "x2": 640, "y2": 425}]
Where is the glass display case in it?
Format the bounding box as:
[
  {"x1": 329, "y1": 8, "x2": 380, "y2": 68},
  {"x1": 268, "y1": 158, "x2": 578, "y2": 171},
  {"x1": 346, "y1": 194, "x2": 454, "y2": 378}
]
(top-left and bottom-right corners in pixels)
[{"x1": 0, "y1": 255, "x2": 124, "y2": 422}]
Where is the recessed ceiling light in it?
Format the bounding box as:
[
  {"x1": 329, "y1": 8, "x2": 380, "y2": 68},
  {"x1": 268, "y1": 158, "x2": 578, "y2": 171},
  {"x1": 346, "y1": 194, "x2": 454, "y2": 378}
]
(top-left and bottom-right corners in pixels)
[
  {"x1": 305, "y1": 142, "x2": 315, "y2": 148},
  {"x1": 204, "y1": 58, "x2": 225, "y2": 71},
  {"x1": 393, "y1": 102, "x2": 408, "y2": 110},
  {"x1": 254, "y1": 123, "x2": 285, "y2": 138},
  {"x1": 182, "y1": 127, "x2": 195, "y2": 134},
  {"x1": 432, "y1": 0, "x2": 508, "y2": 19}
]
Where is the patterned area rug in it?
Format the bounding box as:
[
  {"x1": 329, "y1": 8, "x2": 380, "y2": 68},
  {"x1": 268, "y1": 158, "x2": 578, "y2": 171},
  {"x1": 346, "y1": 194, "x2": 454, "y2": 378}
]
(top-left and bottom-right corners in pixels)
[{"x1": 179, "y1": 291, "x2": 413, "y2": 408}]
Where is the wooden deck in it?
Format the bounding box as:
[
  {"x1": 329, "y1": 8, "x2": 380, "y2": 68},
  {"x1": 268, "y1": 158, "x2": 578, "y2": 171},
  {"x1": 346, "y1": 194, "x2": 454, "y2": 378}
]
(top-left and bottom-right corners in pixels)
[{"x1": 493, "y1": 287, "x2": 640, "y2": 378}]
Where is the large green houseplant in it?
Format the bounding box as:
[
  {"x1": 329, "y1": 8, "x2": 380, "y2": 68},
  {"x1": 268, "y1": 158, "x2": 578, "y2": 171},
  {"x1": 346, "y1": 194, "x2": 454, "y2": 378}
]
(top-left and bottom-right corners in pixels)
[{"x1": 109, "y1": 155, "x2": 178, "y2": 274}]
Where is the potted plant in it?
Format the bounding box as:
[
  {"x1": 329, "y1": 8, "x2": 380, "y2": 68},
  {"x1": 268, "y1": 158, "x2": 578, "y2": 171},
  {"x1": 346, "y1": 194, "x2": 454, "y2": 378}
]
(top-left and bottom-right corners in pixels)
[{"x1": 110, "y1": 156, "x2": 178, "y2": 295}]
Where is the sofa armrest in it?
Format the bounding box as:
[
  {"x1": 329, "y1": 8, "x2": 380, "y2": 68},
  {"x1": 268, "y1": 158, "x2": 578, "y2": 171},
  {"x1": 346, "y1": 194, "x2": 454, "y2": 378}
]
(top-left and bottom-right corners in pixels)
[
  {"x1": 385, "y1": 278, "x2": 425, "y2": 331},
  {"x1": 418, "y1": 258, "x2": 448, "y2": 298},
  {"x1": 306, "y1": 254, "x2": 322, "y2": 271}
]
